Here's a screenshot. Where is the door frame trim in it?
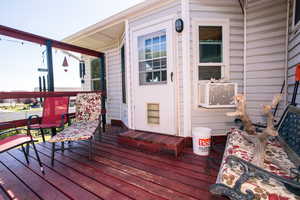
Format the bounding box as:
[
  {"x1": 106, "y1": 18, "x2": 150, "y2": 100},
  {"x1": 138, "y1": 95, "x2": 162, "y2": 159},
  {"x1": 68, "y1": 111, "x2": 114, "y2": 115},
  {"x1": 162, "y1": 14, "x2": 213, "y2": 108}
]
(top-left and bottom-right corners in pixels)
[{"x1": 129, "y1": 17, "x2": 177, "y2": 134}]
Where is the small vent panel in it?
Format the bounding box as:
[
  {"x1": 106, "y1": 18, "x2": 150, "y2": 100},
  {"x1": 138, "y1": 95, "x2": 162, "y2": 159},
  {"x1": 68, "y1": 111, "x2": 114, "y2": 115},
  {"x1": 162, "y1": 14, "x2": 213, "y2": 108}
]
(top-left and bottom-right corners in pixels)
[{"x1": 147, "y1": 103, "x2": 160, "y2": 124}]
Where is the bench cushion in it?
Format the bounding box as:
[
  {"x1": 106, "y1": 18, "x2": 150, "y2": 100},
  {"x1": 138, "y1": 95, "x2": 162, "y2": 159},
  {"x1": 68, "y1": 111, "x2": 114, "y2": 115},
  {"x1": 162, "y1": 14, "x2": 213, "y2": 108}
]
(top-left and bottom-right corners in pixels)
[
  {"x1": 48, "y1": 121, "x2": 99, "y2": 143},
  {"x1": 217, "y1": 129, "x2": 299, "y2": 200}
]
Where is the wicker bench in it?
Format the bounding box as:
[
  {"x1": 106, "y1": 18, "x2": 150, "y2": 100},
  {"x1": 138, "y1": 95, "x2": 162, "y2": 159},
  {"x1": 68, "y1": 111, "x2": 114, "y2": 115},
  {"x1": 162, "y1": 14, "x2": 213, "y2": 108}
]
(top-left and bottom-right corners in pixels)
[{"x1": 210, "y1": 106, "x2": 300, "y2": 200}]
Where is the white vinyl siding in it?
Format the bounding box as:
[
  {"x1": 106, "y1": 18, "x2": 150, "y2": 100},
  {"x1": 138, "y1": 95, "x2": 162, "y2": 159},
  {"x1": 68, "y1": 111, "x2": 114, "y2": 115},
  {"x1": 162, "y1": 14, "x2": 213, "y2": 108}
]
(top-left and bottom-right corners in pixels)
[
  {"x1": 288, "y1": 0, "x2": 300, "y2": 105},
  {"x1": 190, "y1": 0, "x2": 244, "y2": 135},
  {"x1": 246, "y1": 0, "x2": 287, "y2": 122},
  {"x1": 105, "y1": 48, "x2": 123, "y2": 123},
  {"x1": 81, "y1": 58, "x2": 91, "y2": 91}
]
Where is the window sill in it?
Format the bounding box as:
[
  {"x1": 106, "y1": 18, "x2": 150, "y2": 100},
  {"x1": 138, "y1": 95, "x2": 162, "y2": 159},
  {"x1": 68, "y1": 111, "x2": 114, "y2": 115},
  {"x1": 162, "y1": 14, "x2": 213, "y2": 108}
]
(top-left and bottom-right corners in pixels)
[{"x1": 195, "y1": 106, "x2": 235, "y2": 111}]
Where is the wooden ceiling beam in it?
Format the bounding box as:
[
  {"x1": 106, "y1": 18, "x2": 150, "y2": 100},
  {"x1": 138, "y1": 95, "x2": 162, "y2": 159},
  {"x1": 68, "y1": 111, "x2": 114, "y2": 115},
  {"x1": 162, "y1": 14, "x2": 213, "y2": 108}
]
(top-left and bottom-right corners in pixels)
[{"x1": 0, "y1": 25, "x2": 104, "y2": 57}]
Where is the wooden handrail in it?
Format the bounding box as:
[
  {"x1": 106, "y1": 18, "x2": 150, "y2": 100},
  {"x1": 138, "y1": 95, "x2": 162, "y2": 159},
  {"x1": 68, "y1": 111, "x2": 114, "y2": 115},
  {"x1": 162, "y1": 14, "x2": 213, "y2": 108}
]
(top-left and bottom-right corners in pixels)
[
  {"x1": 0, "y1": 91, "x2": 103, "y2": 99},
  {"x1": 0, "y1": 113, "x2": 76, "y2": 130},
  {"x1": 0, "y1": 91, "x2": 105, "y2": 130}
]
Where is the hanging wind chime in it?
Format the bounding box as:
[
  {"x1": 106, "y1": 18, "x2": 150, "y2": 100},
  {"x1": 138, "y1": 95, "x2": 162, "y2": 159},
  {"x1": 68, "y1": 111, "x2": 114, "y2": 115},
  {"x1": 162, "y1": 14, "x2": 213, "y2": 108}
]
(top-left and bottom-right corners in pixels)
[{"x1": 62, "y1": 56, "x2": 69, "y2": 72}]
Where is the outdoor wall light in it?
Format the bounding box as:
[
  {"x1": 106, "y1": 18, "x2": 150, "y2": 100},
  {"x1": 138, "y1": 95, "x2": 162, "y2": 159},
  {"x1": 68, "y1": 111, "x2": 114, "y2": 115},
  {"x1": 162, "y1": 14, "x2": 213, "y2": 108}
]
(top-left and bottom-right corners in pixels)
[{"x1": 175, "y1": 18, "x2": 184, "y2": 33}]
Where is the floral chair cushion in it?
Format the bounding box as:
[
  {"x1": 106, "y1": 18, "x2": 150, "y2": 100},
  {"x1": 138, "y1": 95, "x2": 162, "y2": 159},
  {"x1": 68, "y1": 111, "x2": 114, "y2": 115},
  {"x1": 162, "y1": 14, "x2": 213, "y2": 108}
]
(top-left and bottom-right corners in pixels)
[
  {"x1": 49, "y1": 121, "x2": 99, "y2": 143},
  {"x1": 75, "y1": 93, "x2": 101, "y2": 122},
  {"x1": 217, "y1": 129, "x2": 299, "y2": 200}
]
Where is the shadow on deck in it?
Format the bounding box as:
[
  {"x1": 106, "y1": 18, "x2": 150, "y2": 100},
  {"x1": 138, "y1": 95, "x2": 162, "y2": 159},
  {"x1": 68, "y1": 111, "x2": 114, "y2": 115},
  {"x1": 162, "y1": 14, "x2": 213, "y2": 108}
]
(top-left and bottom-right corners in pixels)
[{"x1": 0, "y1": 126, "x2": 227, "y2": 200}]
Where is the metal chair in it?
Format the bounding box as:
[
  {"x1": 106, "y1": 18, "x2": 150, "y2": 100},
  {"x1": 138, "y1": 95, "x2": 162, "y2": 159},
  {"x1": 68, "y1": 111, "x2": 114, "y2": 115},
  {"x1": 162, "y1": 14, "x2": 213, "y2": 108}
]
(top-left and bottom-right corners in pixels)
[
  {"x1": 0, "y1": 124, "x2": 44, "y2": 173},
  {"x1": 49, "y1": 93, "x2": 101, "y2": 166},
  {"x1": 27, "y1": 97, "x2": 70, "y2": 142}
]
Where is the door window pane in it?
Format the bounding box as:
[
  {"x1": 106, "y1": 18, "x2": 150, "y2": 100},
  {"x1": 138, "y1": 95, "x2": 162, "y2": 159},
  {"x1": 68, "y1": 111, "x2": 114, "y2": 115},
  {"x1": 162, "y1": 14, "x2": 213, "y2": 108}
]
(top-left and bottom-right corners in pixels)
[
  {"x1": 199, "y1": 26, "x2": 222, "y2": 63},
  {"x1": 138, "y1": 30, "x2": 167, "y2": 85}
]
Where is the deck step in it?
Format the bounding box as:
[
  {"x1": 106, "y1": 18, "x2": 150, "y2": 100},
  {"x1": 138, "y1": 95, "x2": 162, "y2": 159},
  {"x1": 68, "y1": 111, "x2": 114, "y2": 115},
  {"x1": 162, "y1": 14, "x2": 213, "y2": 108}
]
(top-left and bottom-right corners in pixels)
[{"x1": 118, "y1": 130, "x2": 185, "y2": 157}]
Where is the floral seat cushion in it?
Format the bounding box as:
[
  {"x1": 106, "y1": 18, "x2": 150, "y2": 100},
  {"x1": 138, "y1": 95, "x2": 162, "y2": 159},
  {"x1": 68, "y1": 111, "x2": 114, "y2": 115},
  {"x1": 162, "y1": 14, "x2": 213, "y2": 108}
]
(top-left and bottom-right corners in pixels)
[
  {"x1": 49, "y1": 121, "x2": 99, "y2": 143},
  {"x1": 217, "y1": 129, "x2": 299, "y2": 200}
]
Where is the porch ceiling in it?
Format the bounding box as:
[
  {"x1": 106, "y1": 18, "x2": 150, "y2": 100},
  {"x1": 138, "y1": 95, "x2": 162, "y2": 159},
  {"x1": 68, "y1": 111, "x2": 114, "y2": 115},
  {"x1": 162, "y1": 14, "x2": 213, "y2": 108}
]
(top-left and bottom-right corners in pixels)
[{"x1": 65, "y1": 21, "x2": 125, "y2": 52}]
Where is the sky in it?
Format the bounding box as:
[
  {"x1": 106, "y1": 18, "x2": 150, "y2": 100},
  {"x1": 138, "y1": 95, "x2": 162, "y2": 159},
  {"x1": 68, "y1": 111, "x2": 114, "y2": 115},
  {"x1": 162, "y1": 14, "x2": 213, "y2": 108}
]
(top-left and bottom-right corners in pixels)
[{"x1": 0, "y1": 0, "x2": 143, "y2": 91}]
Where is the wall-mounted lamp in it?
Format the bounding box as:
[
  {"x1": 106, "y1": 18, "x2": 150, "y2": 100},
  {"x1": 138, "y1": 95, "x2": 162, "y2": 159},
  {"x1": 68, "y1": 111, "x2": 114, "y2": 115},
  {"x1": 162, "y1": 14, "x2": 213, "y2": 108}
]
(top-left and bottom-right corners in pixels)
[{"x1": 175, "y1": 18, "x2": 184, "y2": 33}]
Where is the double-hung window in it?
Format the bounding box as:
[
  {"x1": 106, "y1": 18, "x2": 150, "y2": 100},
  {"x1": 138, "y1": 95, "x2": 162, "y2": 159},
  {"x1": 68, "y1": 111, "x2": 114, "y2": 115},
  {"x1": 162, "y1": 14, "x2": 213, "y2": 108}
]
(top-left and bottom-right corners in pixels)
[
  {"x1": 196, "y1": 21, "x2": 229, "y2": 81},
  {"x1": 293, "y1": 0, "x2": 300, "y2": 30},
  {"x1": 138, "y1": 30, "x2": 167, "y2": 85},
  {"x1": 91, "y1": 59, "x2": 101, "y2": 90}
]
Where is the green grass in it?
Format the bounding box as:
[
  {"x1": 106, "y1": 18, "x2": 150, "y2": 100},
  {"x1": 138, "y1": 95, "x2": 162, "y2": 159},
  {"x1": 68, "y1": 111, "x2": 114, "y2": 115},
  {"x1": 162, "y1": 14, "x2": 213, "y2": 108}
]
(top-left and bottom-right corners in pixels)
[{"x1": 0, "y1": 105, "x2": 42, "y2": 112}]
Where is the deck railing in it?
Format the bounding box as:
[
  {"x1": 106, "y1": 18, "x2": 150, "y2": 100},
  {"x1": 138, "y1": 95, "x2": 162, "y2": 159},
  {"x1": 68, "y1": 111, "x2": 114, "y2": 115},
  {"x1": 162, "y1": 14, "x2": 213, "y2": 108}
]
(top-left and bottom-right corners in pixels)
[{"x1": 0, "y1": 91, "x2": 104, "y2": 130}]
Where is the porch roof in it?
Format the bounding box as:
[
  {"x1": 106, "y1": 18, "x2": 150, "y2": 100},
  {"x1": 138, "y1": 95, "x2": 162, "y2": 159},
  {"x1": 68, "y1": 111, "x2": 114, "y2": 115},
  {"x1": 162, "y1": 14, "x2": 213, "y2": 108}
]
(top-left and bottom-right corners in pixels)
[{"x1": 62, "y1": 0, "x2": 176, "y2": 51}]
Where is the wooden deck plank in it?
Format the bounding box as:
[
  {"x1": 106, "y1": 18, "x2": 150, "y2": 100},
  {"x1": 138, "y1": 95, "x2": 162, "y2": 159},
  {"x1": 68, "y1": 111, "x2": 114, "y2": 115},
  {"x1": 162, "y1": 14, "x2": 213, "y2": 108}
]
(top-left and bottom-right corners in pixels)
[
  {"x1": 8, "y1": 149, "x2": 106, "y2": 200},
  {"x1": 78, "y1": 140, "x2": 217, "y2": 183},
  {"x1": 89, "y1": 138, "x2": 218, "y2": 176},
  {"x1": 71, "y1": 143, "x2": 218, "y2": 200},
  {"x1": 75, "y1": 141, "x2": 214, "y2": 189},
  {"x1": 37, "y1": 143, "x2": 165, "y2": 200},
  {"x1": 0, "y1": 160, "x2": 40, "y2": 200},
  {"x1": 42, "y1": 143, "x2": 195, "y2": 200},
  {"x1": 0, "y1": 152, "x2": 70, "y2": 200},
  {"x1": 100, "y1": 133, "x2": 222, "y2": 173},
  {"x1": 26, "y1": 146, "x2": 131, "y2": 200},
  {"x1": 0, "y1": 126, "x2": 227, "y2": 200}
]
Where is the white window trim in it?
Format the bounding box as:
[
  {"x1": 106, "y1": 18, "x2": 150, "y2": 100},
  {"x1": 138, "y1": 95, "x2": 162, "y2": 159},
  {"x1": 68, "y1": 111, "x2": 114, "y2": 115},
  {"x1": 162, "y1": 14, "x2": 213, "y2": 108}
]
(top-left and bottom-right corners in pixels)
[
  {"x1": 292, "y1": 0, "x2": 300, "y2": 32},
  {"x1": 192, "y1": 19, "x2": 230, "y2": 83},
  {"x1": 192, "y1": 19, "x2": 230, "y2": 109}
]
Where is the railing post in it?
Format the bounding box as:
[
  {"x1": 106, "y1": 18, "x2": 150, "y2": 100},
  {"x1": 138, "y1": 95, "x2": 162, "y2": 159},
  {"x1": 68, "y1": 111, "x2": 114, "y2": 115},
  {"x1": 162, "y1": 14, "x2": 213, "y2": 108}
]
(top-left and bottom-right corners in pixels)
[
  {"x1": 38, "y1": 76, "x2": 42, "y2": 102},
  {"x1": 100, "y1": 55, "x2": 106, "y2": 132},
  {"x1": 42, "y1": 76, "x2": 47, "y2": 92},
  {"x1": 46, "y1": 40, "x2": 54, "y2": 92}
]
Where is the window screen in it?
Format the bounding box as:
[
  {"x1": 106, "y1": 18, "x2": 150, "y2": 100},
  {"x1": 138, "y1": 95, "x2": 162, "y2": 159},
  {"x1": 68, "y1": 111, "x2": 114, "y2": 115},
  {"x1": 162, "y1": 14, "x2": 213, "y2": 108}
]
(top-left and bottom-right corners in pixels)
[{"x1": 198, "y1": 66, "x2": 221, "y2": 80}]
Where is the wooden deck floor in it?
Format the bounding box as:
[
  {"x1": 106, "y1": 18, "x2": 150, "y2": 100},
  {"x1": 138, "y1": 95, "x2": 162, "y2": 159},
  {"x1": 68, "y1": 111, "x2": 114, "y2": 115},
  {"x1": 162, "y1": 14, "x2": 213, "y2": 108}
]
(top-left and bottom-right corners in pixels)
[{"x1": 0, "y1": 126, "x2": 227, "y2": 200}]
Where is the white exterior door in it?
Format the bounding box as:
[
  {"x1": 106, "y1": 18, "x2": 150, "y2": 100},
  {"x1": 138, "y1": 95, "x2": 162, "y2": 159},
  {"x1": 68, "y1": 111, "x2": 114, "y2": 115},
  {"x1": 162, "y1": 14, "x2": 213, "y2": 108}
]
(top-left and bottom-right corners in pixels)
[{"x1": 131, "y1": 20, "x2": 176, "y2": 135}]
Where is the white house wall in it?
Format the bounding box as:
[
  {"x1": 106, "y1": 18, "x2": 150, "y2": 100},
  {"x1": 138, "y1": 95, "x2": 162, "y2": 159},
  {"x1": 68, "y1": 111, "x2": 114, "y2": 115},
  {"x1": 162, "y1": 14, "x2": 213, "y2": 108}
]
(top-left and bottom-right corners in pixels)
[
  {"x1": 190, "y1": 0, "x2": 244, "y2": 135},
  {"x1": 288, "y1": 0, "x2": 300, "y2": 105},
  {"x1": 80, "y1": 0, "x2": 293, "y2": 136},
  {"x1": 245, "y1": 0, "x2": 287, "y2": 122},
  {"x1": 105, "y1": 48, "x2": 124, "y2": 124},
  {"x1": 128, "y1": 1, "x2": 182, "y2": 134}
]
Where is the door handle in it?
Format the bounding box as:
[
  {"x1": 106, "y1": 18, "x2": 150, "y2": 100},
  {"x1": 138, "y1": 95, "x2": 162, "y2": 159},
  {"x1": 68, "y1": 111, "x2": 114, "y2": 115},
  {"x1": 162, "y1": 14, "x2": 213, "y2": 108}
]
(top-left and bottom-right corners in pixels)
[{"x1": 170, "y1": 72, "x2": 173, "y2": 82}]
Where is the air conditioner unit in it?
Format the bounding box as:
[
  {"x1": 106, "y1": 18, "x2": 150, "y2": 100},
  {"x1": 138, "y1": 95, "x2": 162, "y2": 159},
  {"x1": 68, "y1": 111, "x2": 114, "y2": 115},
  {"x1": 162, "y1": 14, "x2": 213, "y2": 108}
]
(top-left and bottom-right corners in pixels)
[{"x1": 198, "y1": 82, "x2": 237, "y2": 108}]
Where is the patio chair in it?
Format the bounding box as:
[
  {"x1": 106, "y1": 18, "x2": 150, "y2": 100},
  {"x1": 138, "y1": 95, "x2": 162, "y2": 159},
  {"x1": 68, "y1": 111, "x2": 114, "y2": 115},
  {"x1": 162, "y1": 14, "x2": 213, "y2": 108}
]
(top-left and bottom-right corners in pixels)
[
  {"x1": 0, "y1": 123, "x2": 44, "y2": 173},
  {"x1": 27, "y1": 97, "x2": 70, "y2": 142},
  {"x1": 48, "y1": 93, "x2": 101, "y2": 166}
]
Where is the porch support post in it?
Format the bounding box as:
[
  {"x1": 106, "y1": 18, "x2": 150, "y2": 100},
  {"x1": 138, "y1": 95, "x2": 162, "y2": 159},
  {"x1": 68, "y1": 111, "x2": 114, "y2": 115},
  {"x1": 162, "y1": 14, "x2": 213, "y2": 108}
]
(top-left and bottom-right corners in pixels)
[
  {"x1": 181, "y1": 0, "x2": 192, "y2": 137},
  {"x1": 46, "y1": 40, "x2": 54, "y2": 91},
  {"x1": 125, "y1": 20, "x2": 133, "y2": 129},
  {"x1": 100, "y1": 55, "x2": 106, "y2": 132}
]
